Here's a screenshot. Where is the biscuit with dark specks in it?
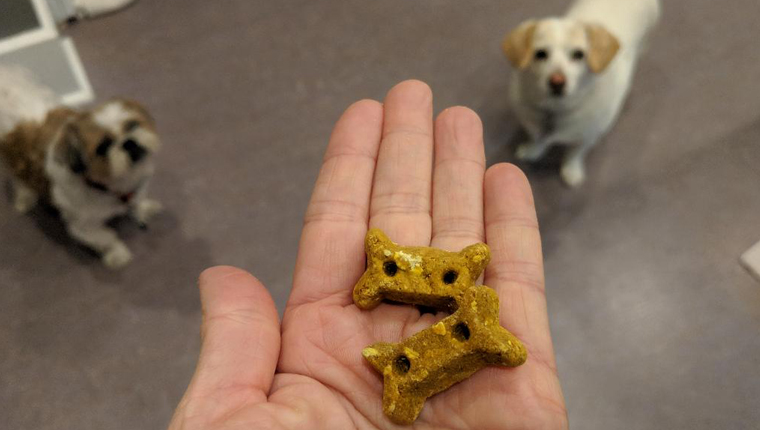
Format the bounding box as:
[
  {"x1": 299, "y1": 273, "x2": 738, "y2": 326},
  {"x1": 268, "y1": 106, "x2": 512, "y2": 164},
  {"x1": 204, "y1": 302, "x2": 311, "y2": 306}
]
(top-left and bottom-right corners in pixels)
[
  {"x1": 353, "y1": 229, "x2": 527, "y2": 424},
  {"x1": 362, "y1": 285, "x2": 527, "y2": 425},
  {"x1": 353, "y1": 228, "x2": 490, "y2": 311}
]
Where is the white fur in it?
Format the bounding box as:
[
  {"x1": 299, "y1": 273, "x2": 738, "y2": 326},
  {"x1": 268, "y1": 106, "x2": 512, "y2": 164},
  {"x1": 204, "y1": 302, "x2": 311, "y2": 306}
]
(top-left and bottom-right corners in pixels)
[
  {"x1": 510, "y1": 0, "x2": 660, "y2": 187},
  {"x1": 131, "y1": 126, "x2": 161, "y2": 153},
  {"x1": 107, "y1": 147, "x2": 131, "y2": 178},
  {"x1": 93, "y1": 102, "x2": 132, "y2": 133},
  {"x1": 0, "y1": 66, "x2": 160, "y2": 269},
  {"x1": 0, "y1": 66, "x2": 57, "y2": 137},
  {"x1": 567, "y1": 0, "x2": 661, "y2": 48}
]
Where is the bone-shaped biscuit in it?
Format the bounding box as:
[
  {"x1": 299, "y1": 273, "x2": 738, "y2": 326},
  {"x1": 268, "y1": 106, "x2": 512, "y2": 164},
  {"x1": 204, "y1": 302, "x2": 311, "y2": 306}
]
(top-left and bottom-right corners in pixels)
[
  {"x1": 354, "y1": 229, "x2": 527, "y2": 424},
  {"x1": 362, "y1": 285, "x2": 527, "y2": 424},
  {"x1": 353, "y1": 228, "x2": 490, "y2": 310}
]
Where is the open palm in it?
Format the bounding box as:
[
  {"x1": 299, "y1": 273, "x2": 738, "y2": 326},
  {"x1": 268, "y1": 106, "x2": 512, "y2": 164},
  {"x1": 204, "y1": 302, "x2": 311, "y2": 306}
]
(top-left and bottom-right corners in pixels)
[{"x1": 169, "y1": 80, "x2": 567, "y2": 430}]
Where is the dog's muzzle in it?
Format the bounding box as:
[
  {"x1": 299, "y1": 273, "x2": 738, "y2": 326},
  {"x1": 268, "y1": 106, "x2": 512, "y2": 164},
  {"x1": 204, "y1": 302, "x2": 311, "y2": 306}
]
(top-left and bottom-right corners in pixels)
[{"x1": 549, "y1": 73, "x2": 566, "y2": 97}]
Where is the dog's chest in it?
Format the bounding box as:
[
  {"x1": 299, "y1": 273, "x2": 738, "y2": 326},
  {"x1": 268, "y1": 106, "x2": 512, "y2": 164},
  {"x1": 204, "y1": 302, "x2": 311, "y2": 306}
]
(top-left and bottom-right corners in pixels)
[
  {"x1": 522, "y1": 97, "x2": 611, "y2": 144},
  {"x1": 52, "y1": 179, "x2": 131, "y2": 221},
  {"x1": 526, "y1": 107, "x2": 581, "y2": 141}
]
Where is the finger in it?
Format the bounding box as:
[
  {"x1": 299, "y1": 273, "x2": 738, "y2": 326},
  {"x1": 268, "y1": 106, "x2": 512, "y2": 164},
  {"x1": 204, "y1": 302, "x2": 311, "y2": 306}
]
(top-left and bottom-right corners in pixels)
[
  {"x1": 430, "y1": 106, "x2": 486, "y2": 252},
  {"x1": 185, "y1": 266, "x2": 281, "y2": 406},
  {"x1": 369, "y1": 80, "x2": 434, "y2": 246},
  {"x1": 483, "y1": 164, "x2": 558, "y2": 369},
  {"x1": 288, "y1": 99, "x2": 383, "y2": 307}
]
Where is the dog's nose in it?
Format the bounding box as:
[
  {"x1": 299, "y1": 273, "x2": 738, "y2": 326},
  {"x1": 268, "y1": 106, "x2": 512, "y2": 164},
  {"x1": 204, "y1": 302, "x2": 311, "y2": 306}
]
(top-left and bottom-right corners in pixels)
[
  {"x1": 549, "y1": 73, "x2": 566, "y2": 95},
  {"x1": 122, "y1": 139, "x2": 147, "y2": 163}
]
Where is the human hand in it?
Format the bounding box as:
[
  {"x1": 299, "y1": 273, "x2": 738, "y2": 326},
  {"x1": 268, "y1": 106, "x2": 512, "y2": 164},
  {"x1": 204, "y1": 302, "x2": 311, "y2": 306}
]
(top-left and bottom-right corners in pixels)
[{"x1": 169, "y1": 80, "x2": 568, "y2": 429}]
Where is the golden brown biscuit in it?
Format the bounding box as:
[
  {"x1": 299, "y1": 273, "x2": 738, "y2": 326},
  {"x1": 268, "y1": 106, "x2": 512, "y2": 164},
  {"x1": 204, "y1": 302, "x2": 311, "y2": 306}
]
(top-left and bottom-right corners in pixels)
[
  {"x1": 353, "y1": 229, "x2": 527, "y2": 424},
  {"x1": 353, "y1": 228, "x2": 490, "y2": 310},
  {"x1": 362, "y1": 285, "x2": 527, "y2": 424}
]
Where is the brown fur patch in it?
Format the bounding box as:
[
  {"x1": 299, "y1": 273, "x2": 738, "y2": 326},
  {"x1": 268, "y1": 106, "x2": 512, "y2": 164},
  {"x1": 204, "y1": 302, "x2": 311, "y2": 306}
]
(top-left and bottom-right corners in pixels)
[
  {"x1": 0, "y1": 107, "x2": 77, "y2": 196},
  {"x1": 584, "y1": 23, "x2": 620, "y2": 73},
  {"x1": 503, "y1": 20, "x2": 539, "y2": 70}
]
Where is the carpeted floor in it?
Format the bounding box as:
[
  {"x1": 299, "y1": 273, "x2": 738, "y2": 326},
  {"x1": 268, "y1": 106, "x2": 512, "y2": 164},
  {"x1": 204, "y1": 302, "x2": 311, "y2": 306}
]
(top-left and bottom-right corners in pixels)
[{"x1": 1, "y1": 1, "x2": 759, "y2": 429}]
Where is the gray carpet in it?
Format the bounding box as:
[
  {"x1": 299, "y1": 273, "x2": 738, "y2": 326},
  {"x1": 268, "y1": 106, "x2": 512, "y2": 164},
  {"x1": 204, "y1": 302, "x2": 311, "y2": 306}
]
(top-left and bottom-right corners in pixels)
[{"x1": 1, "y1": 1, "x2": 759, "y2": 429}]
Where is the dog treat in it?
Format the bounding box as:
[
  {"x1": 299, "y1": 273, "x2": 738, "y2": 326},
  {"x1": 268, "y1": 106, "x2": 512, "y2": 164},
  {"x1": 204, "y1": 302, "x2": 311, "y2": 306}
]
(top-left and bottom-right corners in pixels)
[
  {"x1": 363, "y1": 285, "x2": 527, "y2": 424},
  {"x1": 353, "y1": 229, "x2": 527, "y2": 424},
  {"x1": 353, "y1": 229, "x2": 491, "y2": 311}
]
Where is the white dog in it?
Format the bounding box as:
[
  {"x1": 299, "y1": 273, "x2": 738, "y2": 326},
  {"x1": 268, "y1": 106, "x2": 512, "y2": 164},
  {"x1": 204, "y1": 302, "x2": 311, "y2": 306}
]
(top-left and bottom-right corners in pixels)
[
  {"x1": 502, "y1": 0, "x2": 660, "y2": 186},
  {"x1": 0, "y1": 66, "x2": 162, "y2": 269}
]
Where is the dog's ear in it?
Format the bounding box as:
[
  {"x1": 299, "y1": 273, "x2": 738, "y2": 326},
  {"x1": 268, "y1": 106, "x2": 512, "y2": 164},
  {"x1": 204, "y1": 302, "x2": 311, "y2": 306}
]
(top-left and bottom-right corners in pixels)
[
  {"x1": 65, "y1": 125, "x2": 87, "y2": 174},
  {"x1": 502, "y1": 20, "x2": 538, "y2": 70},
  {"x1": 584, "y1": 23, "x2": 620, "y2": 73},
  {"x1": 54, "y1": 122, "x2": 87, "y2": 174}
]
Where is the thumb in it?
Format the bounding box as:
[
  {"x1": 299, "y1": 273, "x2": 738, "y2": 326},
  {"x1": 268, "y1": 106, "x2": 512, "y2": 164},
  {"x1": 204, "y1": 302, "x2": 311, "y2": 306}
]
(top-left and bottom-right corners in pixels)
[{"x1": 185, "y1": 266, "x2": 281, "y2": 404}]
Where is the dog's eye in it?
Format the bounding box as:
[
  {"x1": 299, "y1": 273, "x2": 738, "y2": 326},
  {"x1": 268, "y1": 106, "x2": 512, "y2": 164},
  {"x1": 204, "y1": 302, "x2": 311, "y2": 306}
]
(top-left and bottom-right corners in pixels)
[
  {"x1": 95, "y1": 136, "x2": 114, "y2": 157},
  {"x1": 572, "y1": 50, "x2": 585, "y2": 61},
  {"x1": 534, "y1": 49, "x2": 549, "y2": 60},
  {"x1": 124, "y1": 120, "x2": 140, "y2": 133}
]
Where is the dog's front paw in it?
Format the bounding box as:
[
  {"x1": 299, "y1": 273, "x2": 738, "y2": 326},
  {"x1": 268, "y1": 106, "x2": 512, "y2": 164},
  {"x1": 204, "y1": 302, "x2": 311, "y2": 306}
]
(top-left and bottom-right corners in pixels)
[
  {"x1": 515, "y1": 143, "x2": 545, "y2": 162},
  {"x1": 134, "y1": 199, "x2": 163, "y2": 225},
  {"x1": 560, "y1": 162, "x2": 586, "y2": 188},
  {"x1": 103, "y1": 243, "x2": 133, "y2": 269}
]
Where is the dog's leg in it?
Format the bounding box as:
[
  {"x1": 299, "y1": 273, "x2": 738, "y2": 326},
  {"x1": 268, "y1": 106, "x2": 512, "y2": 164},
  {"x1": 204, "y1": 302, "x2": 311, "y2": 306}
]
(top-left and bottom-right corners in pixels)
[
  {"x1": 66, "y1": 219, "x2": 133, "y2": 269},
  {"x1": 12, "y1": 180, "x2": 39, "y2": 213},
  {"x1": 560, "y1": 141, "x2": 594, "y2": 187},
  {"x1": 130, "y1": 195, "x2": 163, "y2": 228},
  {"x1": 515, "y1": 138, "x2": 553, "y2": 162},
  {"x1": 126, "y1": 182, "x2": 163, "y2": 227},
  {"x1": 515, "y1": 119, "x2": 554, "y2": 162}
]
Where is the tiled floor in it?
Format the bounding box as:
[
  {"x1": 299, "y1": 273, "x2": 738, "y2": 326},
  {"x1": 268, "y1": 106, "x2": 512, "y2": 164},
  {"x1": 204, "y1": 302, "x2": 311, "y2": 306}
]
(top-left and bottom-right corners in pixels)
[{"x1": 1, "y1": 1, "x2": 758, "y2": 429}]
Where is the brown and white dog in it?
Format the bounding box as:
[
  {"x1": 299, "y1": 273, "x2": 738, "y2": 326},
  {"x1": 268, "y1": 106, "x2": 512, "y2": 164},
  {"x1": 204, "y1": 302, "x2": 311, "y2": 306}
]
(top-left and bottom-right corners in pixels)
[
  {"x1": 0, "y1": 66, "x2": 161, "y2": 269},
  {"x1": 503, "y1": 0, "x2": 660, "y2": 187}
]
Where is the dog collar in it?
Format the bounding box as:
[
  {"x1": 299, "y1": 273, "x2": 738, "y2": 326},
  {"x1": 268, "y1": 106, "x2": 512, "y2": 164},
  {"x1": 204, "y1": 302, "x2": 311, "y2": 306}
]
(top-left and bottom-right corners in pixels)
[{"x1": 84, "y1": 177, "x2": 138, "y2": 204}]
